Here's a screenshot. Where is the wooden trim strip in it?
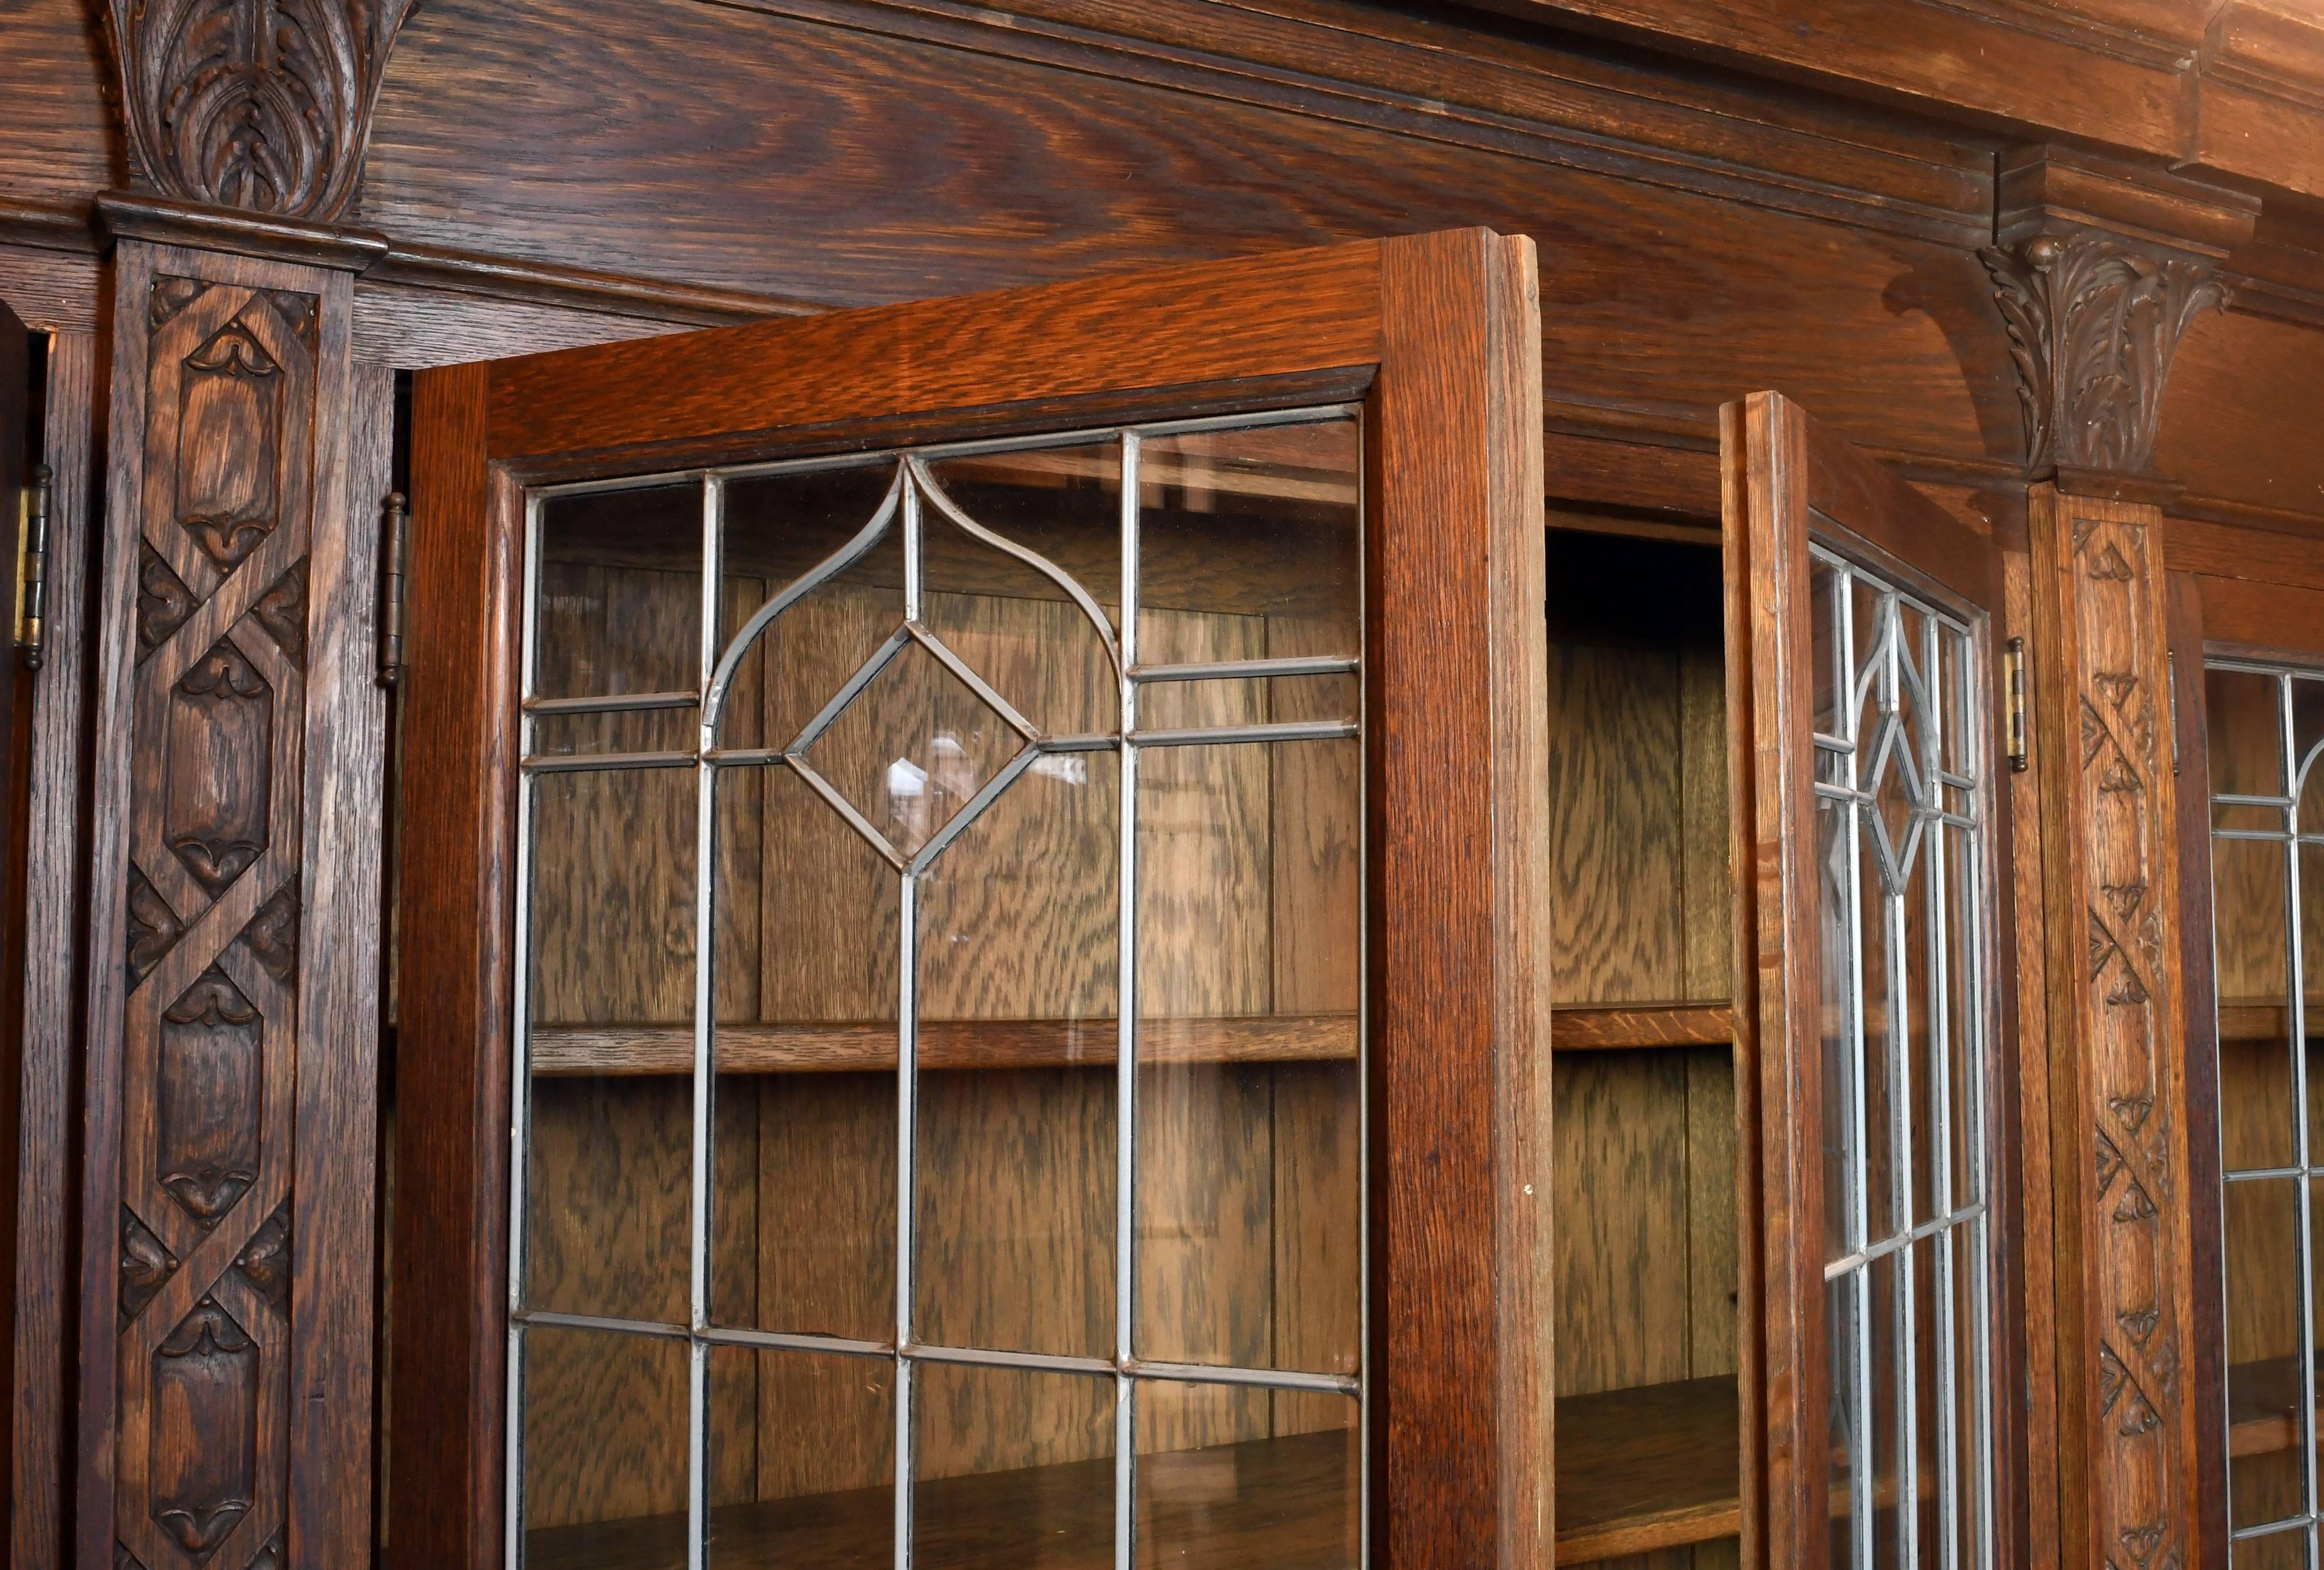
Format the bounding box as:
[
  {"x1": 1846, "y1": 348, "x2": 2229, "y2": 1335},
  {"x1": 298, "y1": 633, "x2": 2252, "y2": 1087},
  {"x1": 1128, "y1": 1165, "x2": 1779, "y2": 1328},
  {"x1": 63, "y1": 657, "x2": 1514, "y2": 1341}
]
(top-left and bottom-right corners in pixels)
[
  {"x1": 1552, "y1": 1001, "x2": 1734, "y2": 1048},
  {"x1": 485, "y1": 240, "x2": 1386, "y2": 463},
  {"x1": 529, "y1": 1014, "x2": 1359, "y2": 1074}
]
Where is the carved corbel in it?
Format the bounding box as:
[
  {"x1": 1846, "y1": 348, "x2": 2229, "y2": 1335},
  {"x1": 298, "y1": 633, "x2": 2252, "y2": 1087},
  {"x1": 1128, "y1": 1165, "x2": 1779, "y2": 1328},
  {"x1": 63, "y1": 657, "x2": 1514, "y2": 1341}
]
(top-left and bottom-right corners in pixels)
[
  {"x1": 1977, "y1": 145, "x2": 2255, "y2": 483},
  {"x1": 1979, "y1": 232, "x2": 2229, "y2": 479},
  {"x1": 102, "y1": 0, "x2": 417, "y2": 223}
]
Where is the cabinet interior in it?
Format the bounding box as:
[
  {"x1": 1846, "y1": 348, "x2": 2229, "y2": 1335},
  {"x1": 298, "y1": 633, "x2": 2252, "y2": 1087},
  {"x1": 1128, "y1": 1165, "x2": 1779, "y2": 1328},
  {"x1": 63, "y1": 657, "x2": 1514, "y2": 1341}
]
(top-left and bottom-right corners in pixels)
[
  {"x1": 500, "y1": 465, "x2": 1746, "y2": 1566},
  {"x1": 2204, "y1": 662, "x2": 2324, "y2": 1557}
]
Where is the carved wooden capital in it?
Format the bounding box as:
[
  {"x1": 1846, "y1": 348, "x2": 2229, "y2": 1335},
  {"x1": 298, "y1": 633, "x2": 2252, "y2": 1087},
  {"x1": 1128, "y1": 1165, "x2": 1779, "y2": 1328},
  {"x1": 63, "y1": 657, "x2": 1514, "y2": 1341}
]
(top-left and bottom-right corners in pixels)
[
  {"x1": 1979, "y1": 230, "x2": 2229, "y2": 479},
  {"x1": 102, "y1": 0, "x2": 416, "y2": 224}
]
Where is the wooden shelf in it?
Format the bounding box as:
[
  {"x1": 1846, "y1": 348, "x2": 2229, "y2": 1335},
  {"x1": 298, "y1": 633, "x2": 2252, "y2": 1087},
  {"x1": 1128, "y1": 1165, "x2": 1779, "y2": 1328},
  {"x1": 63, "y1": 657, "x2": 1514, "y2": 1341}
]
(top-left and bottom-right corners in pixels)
[
  {"x1": 2218, "y1": 999, "x2": 2324, "y2": 1043},
  {"x1": 530, "y1": 1015, "x2": 1358, "y2": 1075},
  {"x1": 531, "y1": 1003, "x2": 1733, "y2": 1075},
  {"x1": 2231, "y1": 1356, "x2": 2323, "y2": 1459},
  {"x1": 525, "y1": 1378, "x2": 1748, "y2": 1569},
  {"x1": 1556, "y1": 1375, "x2": 1741, "y2": 1561},
  {"x1": 1552, "y1": 1001, "x2": 1733, "y2": 1051}
]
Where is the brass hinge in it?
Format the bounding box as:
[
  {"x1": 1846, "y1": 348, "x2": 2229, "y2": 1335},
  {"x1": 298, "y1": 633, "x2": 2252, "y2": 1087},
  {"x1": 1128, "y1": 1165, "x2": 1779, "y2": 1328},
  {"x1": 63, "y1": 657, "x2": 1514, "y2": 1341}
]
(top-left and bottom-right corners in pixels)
[
  {"x1": 2005, "y1": 637, "x2": 2028, "y2": 772},
  {"x1": 2168, "y1": 651, "x2": 2180, "y2": 777},
  {"x1": 378, "y1": 490, "x2": 409, "y2": 688},
  {"x1": 15, "y1": 463, "x2": 51, "y2": 671}
]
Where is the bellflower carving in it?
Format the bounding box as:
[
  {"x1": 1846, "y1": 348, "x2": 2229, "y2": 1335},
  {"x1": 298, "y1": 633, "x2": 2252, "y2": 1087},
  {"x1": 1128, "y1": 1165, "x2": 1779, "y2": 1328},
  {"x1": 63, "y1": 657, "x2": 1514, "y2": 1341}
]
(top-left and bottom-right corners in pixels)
[
  {"x1": 105, "y1": 0, "x2": 416, "y2": 222},
  {"x1": 1979, "y1": 230, "x2": 2229, "y2": 477}
]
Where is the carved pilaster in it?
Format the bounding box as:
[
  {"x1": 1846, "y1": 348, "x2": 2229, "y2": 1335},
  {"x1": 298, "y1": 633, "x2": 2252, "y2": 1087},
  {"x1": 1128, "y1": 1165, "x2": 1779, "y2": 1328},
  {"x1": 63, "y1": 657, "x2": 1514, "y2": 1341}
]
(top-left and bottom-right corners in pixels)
[
  {"x1": 80, "y1": 200, "x2": 389, "y2": 1566},
  {"x1": 101, "y1": 0, "x2": 417, "y2": 223},
  {"x1": 2029, "y1": 486, "x2": 2200, "y2": 1570}
]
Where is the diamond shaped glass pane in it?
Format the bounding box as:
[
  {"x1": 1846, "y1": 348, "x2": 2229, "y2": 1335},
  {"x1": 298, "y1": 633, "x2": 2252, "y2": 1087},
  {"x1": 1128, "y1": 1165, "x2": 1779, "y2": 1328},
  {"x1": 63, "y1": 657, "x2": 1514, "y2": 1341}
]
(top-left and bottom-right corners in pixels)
[{"x1": 804, "y1": 640, "x2": 1020, "y2": 858}]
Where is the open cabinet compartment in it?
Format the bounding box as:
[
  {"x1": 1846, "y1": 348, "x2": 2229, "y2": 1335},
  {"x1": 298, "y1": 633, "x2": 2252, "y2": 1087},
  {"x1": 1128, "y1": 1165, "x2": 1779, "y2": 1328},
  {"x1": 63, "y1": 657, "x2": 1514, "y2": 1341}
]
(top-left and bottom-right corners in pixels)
[{"x1": 1543, "y1": 517, "x2": 1745, "y2": 1567}]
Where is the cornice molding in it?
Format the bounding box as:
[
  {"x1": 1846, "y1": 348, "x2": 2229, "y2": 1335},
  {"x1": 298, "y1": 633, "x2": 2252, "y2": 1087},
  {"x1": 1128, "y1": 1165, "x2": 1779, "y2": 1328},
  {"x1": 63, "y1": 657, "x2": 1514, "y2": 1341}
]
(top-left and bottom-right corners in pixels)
[
  {"x1": 102, "y1": 0, "x2": 416, "y2": 224},
  {"x1": 95, "y1": 190, "x2": 389, "y2": 274}
]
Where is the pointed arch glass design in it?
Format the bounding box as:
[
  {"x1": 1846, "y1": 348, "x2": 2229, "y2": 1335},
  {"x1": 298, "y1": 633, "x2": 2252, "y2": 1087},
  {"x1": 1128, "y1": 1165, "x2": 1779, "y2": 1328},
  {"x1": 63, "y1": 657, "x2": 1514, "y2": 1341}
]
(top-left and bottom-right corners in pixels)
[{"x1": 504, "y1": 408, "x2": 1365, "y2": 1569}]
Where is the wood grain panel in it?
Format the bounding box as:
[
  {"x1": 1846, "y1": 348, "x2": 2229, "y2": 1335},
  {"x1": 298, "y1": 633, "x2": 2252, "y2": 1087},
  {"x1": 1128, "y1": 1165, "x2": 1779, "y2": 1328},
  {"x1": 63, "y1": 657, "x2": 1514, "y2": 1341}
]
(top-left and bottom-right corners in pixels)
[
  {"x1": 372, "y1": 0, "x2": 2004, "y2": 465},
  {"x1": 1555, "y1": 1052, "x2": 1692, "y2": 1397},
  {"x1": 0, "y1": 0, "x2": 115, "y2": 211}
]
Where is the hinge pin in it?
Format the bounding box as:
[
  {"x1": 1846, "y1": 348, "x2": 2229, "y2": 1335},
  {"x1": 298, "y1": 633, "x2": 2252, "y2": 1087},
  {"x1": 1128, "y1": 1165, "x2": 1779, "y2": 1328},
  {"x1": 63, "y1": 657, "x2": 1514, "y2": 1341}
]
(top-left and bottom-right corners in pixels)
[
  {"x1": 2005, "y1": 636, "x2": 2028, "y2": 772},
  {"x1": 16, "y1": 463, "x2": 51, "y2": 671},
  {"x1": 379, "y1": 490, "x2": 409, "y2": 688}
]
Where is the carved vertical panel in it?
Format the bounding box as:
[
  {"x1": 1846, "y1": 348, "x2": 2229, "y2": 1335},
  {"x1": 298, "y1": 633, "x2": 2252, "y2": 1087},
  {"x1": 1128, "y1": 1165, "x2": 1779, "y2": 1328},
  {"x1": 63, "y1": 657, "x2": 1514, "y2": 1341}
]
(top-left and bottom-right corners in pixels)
[
  {"x1": 78, "y1": 224, "x2": 389, "y2": 1570},
  {"x1": 109, "y1": 272, "x2": 310, "y2": 1570},
  {"x1": 2030, "y1": 486, "x2": 2198, "y2": 1570}
]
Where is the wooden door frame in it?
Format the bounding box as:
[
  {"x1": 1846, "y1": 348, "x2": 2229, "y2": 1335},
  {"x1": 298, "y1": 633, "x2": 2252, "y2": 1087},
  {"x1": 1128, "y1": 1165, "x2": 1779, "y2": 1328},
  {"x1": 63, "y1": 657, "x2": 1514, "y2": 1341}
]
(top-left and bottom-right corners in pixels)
[
  {"x1": 1721, "y1": 390, "x2": 2029, "y2": 1570},
  {"x1": 2168, "y1": 567, "x2": 2324, "y2": 1570},
  {"x1": 392, "y1": 227, "x2": 1552, "y2": 1570}
]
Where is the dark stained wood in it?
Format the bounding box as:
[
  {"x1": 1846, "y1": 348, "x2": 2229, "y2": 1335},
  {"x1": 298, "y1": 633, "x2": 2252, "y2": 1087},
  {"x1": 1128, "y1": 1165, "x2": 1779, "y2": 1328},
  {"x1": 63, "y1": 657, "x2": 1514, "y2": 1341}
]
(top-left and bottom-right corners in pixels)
[
  {"x1": 13, "y1": 327, "x2": 95, "y2": 1569},
  {"x1": 1475, "y1": 0, "x2": 2192, "y2": 154},
  {"x1": 1368, "y1": 227, "x2": 1552, "y2": 1566},
  {"x1": 389, "y1": 361, "x2": 519, "y2": 1570},
  {"x1": 80, "y1": 237, "x2": 381, "y2": 1569},
  {"x1": 1555, "y1": 1375, "x2": 1744, "y2": 1562},
  {"x1": 0, "y1": 299, "x2": 34, "y2": 1554}
]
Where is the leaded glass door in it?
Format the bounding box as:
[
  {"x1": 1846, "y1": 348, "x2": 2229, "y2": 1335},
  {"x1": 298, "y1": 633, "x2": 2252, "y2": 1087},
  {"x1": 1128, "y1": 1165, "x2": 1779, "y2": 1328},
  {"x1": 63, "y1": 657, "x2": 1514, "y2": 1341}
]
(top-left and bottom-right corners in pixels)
[
  {"x1": 390, "y1": 230, "x2": 1554, "y2": 1570},
  {"x1": 1722, "y1": 391, "x2": 2023, "y2": 1570}
]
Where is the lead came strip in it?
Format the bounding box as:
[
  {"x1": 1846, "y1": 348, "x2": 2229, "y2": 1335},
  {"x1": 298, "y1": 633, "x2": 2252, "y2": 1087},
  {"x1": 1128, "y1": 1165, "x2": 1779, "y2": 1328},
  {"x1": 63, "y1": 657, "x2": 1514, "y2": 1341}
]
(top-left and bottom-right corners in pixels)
[{"x1": 509, "y1": 412, "x2": 1364, "y2": 1564}]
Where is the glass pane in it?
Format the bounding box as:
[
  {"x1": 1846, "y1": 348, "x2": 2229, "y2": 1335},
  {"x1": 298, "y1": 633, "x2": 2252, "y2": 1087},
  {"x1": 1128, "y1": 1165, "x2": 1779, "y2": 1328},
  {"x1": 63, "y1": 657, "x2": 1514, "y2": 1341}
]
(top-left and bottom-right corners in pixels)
[
  {"x1": 1135, "y1": 738, "x2": 1361, "y2": 1375},
  {"x1": 2304, "y1": 842, "x2": 2324, "y2": 1163},
  {"x1": 2295, "y1": 677, "x2": 2324, "y2": 830},
  {"x1": 2234, "y1": 1527, "x2": 2312, "y2": 1570},
  {"x1": 2215, "y1": 836, "x2": 2296, "y2": 1174},
  {"x1": 800, "y1": 637, "x2": 1024, "y2": 862},
  {"x1": 534, "y1": 482, "x2": 703, "y2": 701},
  {"x1": 707, "y1": 1347, "x2": 894, "y2": 1565},
  {"x1": 1819, "y1": 796, "x2": 1858, "y2": 1264},
  {"x1": 711, "y1": 764, "x2": 898, "y2": 1340},
  {"x1": 915, "y1": 753, "x2": 1120, "y2": 1356},
  {"x1": 715, "y1": 471, "x2": 906, "y2": 753},
  {"x1": 922, "y1": 436, "x2": 1124, "y2": 619},
  {"x1": 1138, "y1": 417, "x2": 1359, "y2": 661},
  {"x1": 2210, "y1": 668, "x2": 2287, "y2": 801},
  {"x1": 1134, "y1": 1386, "x2": 1358, "y2": 1569},
  {"x1": 1138, "y1": 670, "x2": 1359, "y2": 732},
  {"x1": 912, "y1": 1365, "x2": 1113, "y2": 1565},
  {"x1": 521, "y1": 1325, "x2": 688, "y2": 1569},
  {"x1": 1830, "y1": 1267, "x2": 1864, "y2": 1570},
  {"x1": 524, "y1": 766, "x2": 695, "y2": 1324},
  {"x1": 2226, "y1": 1177, "x2": 2307, "y2": 1528},
  {"x1": 1907, "y1": 1237, "x2": 1943, "y2": 1563},
  {"x1": 529, "y1": 704, "x2": 696, "y2": 759}
]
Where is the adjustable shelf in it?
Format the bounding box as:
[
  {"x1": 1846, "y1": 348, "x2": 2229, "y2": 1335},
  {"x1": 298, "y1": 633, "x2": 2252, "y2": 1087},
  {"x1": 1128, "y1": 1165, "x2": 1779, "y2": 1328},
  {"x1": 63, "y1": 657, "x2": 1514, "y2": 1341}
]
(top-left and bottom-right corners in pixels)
[
  {"x1": 524, "y1": 1379, "x2": 1751, "y2": 1569},
  {"x1": 2218, "y1": 999, "x2": 2324, "y2": 1043},
  {"x1": 2231, "y1": 1356, "x2": 2324, "y2": 1459},
  {"x1": 527, "y1": 1003, "x2": 1736, "y2": 1075}
]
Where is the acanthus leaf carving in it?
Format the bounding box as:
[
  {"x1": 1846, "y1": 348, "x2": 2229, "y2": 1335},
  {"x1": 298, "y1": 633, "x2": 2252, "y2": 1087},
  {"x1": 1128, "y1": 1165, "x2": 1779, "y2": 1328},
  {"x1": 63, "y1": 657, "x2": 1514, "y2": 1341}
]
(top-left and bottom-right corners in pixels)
[
  {"x1": 1979, "y1": 230, "x2": 2229, "y2": 477},
  {"x1": 104, "y1": 0, "x2": 418, "y2": 222}
]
